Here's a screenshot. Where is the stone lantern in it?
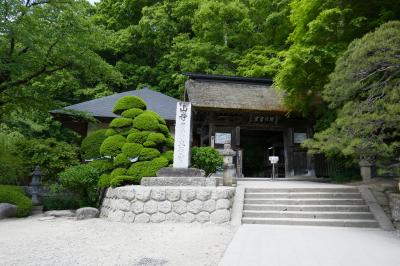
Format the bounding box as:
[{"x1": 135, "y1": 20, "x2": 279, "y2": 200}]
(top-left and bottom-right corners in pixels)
[
  {"x1": 30, "y1": 166, "x2": 42, "y2": 205},
  {"x1": 221, "y1": 143, "x2": 236, "y2": 186}
]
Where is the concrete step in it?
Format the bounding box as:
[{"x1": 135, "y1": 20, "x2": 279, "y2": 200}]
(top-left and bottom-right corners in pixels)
[
  {"x1": 243, "y1": 210, "x2": 374, "y2": 219},
  {"x1": 244, "y1": 198, "x2": 366, "y2": 205},
  {"x1": 245, "y1": 188, "x2": 359, "y2": 193},
  {"x1": 245, "y1": 192, "x2": 362, "y2": 199},
  {"x1": 241, "y1": 217, "x2": 379, "y2": 228},
  {"x1": 243, "y1": 204, "x2": 370, "y2": 212}
]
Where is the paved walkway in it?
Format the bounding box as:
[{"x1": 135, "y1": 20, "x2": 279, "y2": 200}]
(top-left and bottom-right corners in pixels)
[
  {"x1": 219, "y1": 224, "x2": 400, "y2": 266},
  {"x1": 222, "y1": 179, "x2": 400, "y2": 266}
]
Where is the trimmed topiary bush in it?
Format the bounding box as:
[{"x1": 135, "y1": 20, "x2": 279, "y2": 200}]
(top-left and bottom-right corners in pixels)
[
  {"x1": 113, "y1": 153, "x2": 130, "y2": 167},
  {"x1": 127, "y1": 131, "x2": 150, "y2": 144},
  {"x1": 110, "y1": 168, "x2": 127, "y2": 178},
  {"x1": 133, "y1": 113, "x2": 160, "y2": 131},
  {"x1": 100, "y1": 135, "x2": 126, "y2": 156},
  {"x1": 139, "y1": 148, "x2": 161, "y2": 161},
  {"x1": 121, "y1": 108, "x2": 144, "y2": 118},
  {"x1": 90, "y1": 95, "x2": 173, "y2": 188},
  {"x1": 147, "y1": 132, "x2": 166, "y2": 144},
  {"x1": 109, "y1": 175, "x2": 140, "y2": 187},
  {"x1": 0, "y1": 185, "x2": 32, "y2": 217},
  {"x1": 109, "y1": 118, "x2": 133, "y2": 128},
  {"x1": 161, "y1": 150, "x2": 174, "y2": 163},
  {"x1": 81, "y1": 129, "x2": 108, "y2": 159},
  {"x1": 112, "y1": 96, "x2": 147, "y2": 114},
  {"x1": 127, "y1": 157, "x2": 169, "y2": 179},
  {"x1": 191, "y1": 147, "x2": 223, "y2": 176},
  {"x1": 121, "y1": 143, "x2": 143, "y2": 158},
  {"x1": 105, "y1": 128, "x2": 117, "y2": 137}
]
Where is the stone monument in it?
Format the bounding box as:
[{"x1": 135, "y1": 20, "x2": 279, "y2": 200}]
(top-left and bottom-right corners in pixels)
[{"x1": 141, "y1": 101, "x2": 217, "y2": 186}]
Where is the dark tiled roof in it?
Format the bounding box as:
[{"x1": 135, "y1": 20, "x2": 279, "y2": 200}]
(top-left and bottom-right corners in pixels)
[
  {"x1": 185, "y1": 77, "x2": 288, "y2": 113},
  {"x1": 52, "y1": 87, "x2": 179, "y2": 121}
]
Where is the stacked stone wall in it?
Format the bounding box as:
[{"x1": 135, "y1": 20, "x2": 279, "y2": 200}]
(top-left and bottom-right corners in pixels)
[{"x1": 100, "y1": 186, "x2": 235, "y2": 224}]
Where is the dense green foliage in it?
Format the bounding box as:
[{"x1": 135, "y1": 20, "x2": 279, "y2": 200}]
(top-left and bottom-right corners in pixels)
[
  {"x1": 191, "y1": 147, "x2": 223, "y2": 175},
  {"x1": 0, "y1": 185, "x2": 32, "y2": 217},
  {"x1": 0, "y1": 130, "x2": 28, "y2": 185},
  {"x1": 303, "y1": 21, "x2": 400, "y2": 164},
  {"x1": 16, "y1": 138, "x2": 80, "y2": 182},
  {"x1": 81, "y1": 129, "x2": 108, "y2": 159},
  {"x1": 276, "y1": 0, "x2": 400, "y2": 116},
  {"x1": 93, "y1": 96, "x2": 173, "y2": 187},
  {"x1": 57, "y1": 164, "x2": 101, "y2": 206}
]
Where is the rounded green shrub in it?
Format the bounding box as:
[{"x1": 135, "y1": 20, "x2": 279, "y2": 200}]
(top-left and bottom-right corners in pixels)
[
  {"x1": 161, "y1": 150, "x2": 174, "y2": 163},
  {"x1": 58, "y1": 164, "x2": 101, "y2": 206},
  {"x1": 143, "y1": 110, "x2": 166, "y2": 125},
  {"x1": 133, "y1": 113, "x2": 160, "y2": 131},
  {"x1": 121, "y1": 108, "x2": 144, "y2": 118},
  {"x1": 139, "y1": 148, "x2": 161, "y2": 161},
  {"x1": 143, "y1": 141, "x2": 157, "y2": 147},
  {"x1": 110, "y1": 175, "x2": 140, "y2": 187},
  {"x1": 166, "y1": 136, "x2": 174, "y2": 148},
  {"x1": 81, "y1": 129, "x2": 108, "y2": 159},
  {"x1": 114, "y1": 153, "x2": 130, "y2": 167},
  {"x1": 127, "y1": 131, "x2": 150, "y2": 144},
  {"x1": 0, "y1": 185, "x2": 32, "y2": 217},
  {"x1": 147, "y1": 132, "x2": 166, "y2": 144},
  {"x1": 97, "y1": 174, "x2": 112, "y2": 189},
  {"x1": 109, "y1": 118, "x2": 133, "y2": 128},
  {"x1": 95, "y1": 96, "x2": 173, "y2": 188},
  {"x1": 110, "y1": 167, "x2": 127, "y2": 178},
  {"x1": 158, "y1": 124, "x2": 170, "y2": 136},
  {"x1": 191, "y1": 147, "x2": 223, "y2": 176},
  {"x1": 105, "y1": 128, "x2": 117, "y2": 137},
  {"x1": 100, "y1": 135, "x2": 126, "y2": 156},
  {"x1": 113, "y1": 96, "x2": 147, "y2": 114},
  {"x1": 127, "y1": 157, "x2": 169, "y2": 179},
  {"x1": 121, "y1": 143, "x2": 143, "y2": 158}
]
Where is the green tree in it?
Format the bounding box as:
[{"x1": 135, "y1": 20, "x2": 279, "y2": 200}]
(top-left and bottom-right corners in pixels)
[
  {"x1": 276, "y1": 0, "x2": 400, "y2": 116},
  {"x1": 303, "y1": 21, "x2": 400, "y2": 163},
  {"x1": 0, "y1": 0, "x2": 123, "y2": 116}
]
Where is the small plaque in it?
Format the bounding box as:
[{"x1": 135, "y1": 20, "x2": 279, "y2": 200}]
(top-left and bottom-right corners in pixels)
[
  {"x1": 293, "y1": 132, "x2": 307, "y2": 144},
  {"x1": 215, "y1": 133, "x2": 231, "y2": 144}
]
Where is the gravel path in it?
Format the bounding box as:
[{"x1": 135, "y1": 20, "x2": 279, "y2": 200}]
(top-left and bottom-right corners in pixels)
[{"x1": 0, "y1": 216, "x2": 235, "y2": 266}]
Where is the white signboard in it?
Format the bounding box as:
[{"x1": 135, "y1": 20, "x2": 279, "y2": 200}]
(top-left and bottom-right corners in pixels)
[
  {"x1": 215, "y1": 133, "x2": 231, "y2": 144},
  {"x1": 173, "y1": 102, "x2": 192, "y2": 168},
  {"x1": 293, "y1": 132, "x2": 307, "y2": 144}
]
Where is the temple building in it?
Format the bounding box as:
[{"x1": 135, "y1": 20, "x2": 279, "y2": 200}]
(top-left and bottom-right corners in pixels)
[
  {"x1": 52, "y1": 73, "x2": 317, "y2": 178},
  {"x1": 184, "y1": 73, "x2": 314, "y2": 178}
]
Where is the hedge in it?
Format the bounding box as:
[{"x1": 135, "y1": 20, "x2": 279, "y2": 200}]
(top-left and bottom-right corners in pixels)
[
  {"x1": 0, "y1": 185, "x2": 32, "y2": 217},
  {"x1": 127, "y1": 157, "x2": 169, "y2": 179}
]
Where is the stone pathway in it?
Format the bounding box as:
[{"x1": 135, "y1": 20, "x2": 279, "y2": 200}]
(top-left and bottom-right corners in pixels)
[{"x1": 219, "y1": 224, "x2": 400, "y2": 266}]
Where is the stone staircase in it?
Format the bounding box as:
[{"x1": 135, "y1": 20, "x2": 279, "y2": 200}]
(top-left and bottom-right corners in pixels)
[{"x1": 242, "y1": 187, "x2": 379, "y2": 228}]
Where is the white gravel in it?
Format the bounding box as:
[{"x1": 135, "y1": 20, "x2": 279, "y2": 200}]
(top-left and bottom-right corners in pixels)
[{"x1": 0, "y1": 216, "x2": 236, "y2": 266}]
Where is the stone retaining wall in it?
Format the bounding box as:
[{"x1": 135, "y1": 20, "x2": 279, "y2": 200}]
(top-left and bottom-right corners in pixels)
[{"x1": 100, "y1": 186, "x2": 235, "y2": 224}]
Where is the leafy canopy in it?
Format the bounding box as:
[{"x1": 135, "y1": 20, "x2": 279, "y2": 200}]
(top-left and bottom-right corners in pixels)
[{"x1": 303, "y1": 21, "x2": 400, "y2": 162}]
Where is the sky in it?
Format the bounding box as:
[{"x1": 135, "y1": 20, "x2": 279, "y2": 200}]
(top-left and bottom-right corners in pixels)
[{"x1": 87, "y1": 0, "x2": 100, "y2": 4}]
